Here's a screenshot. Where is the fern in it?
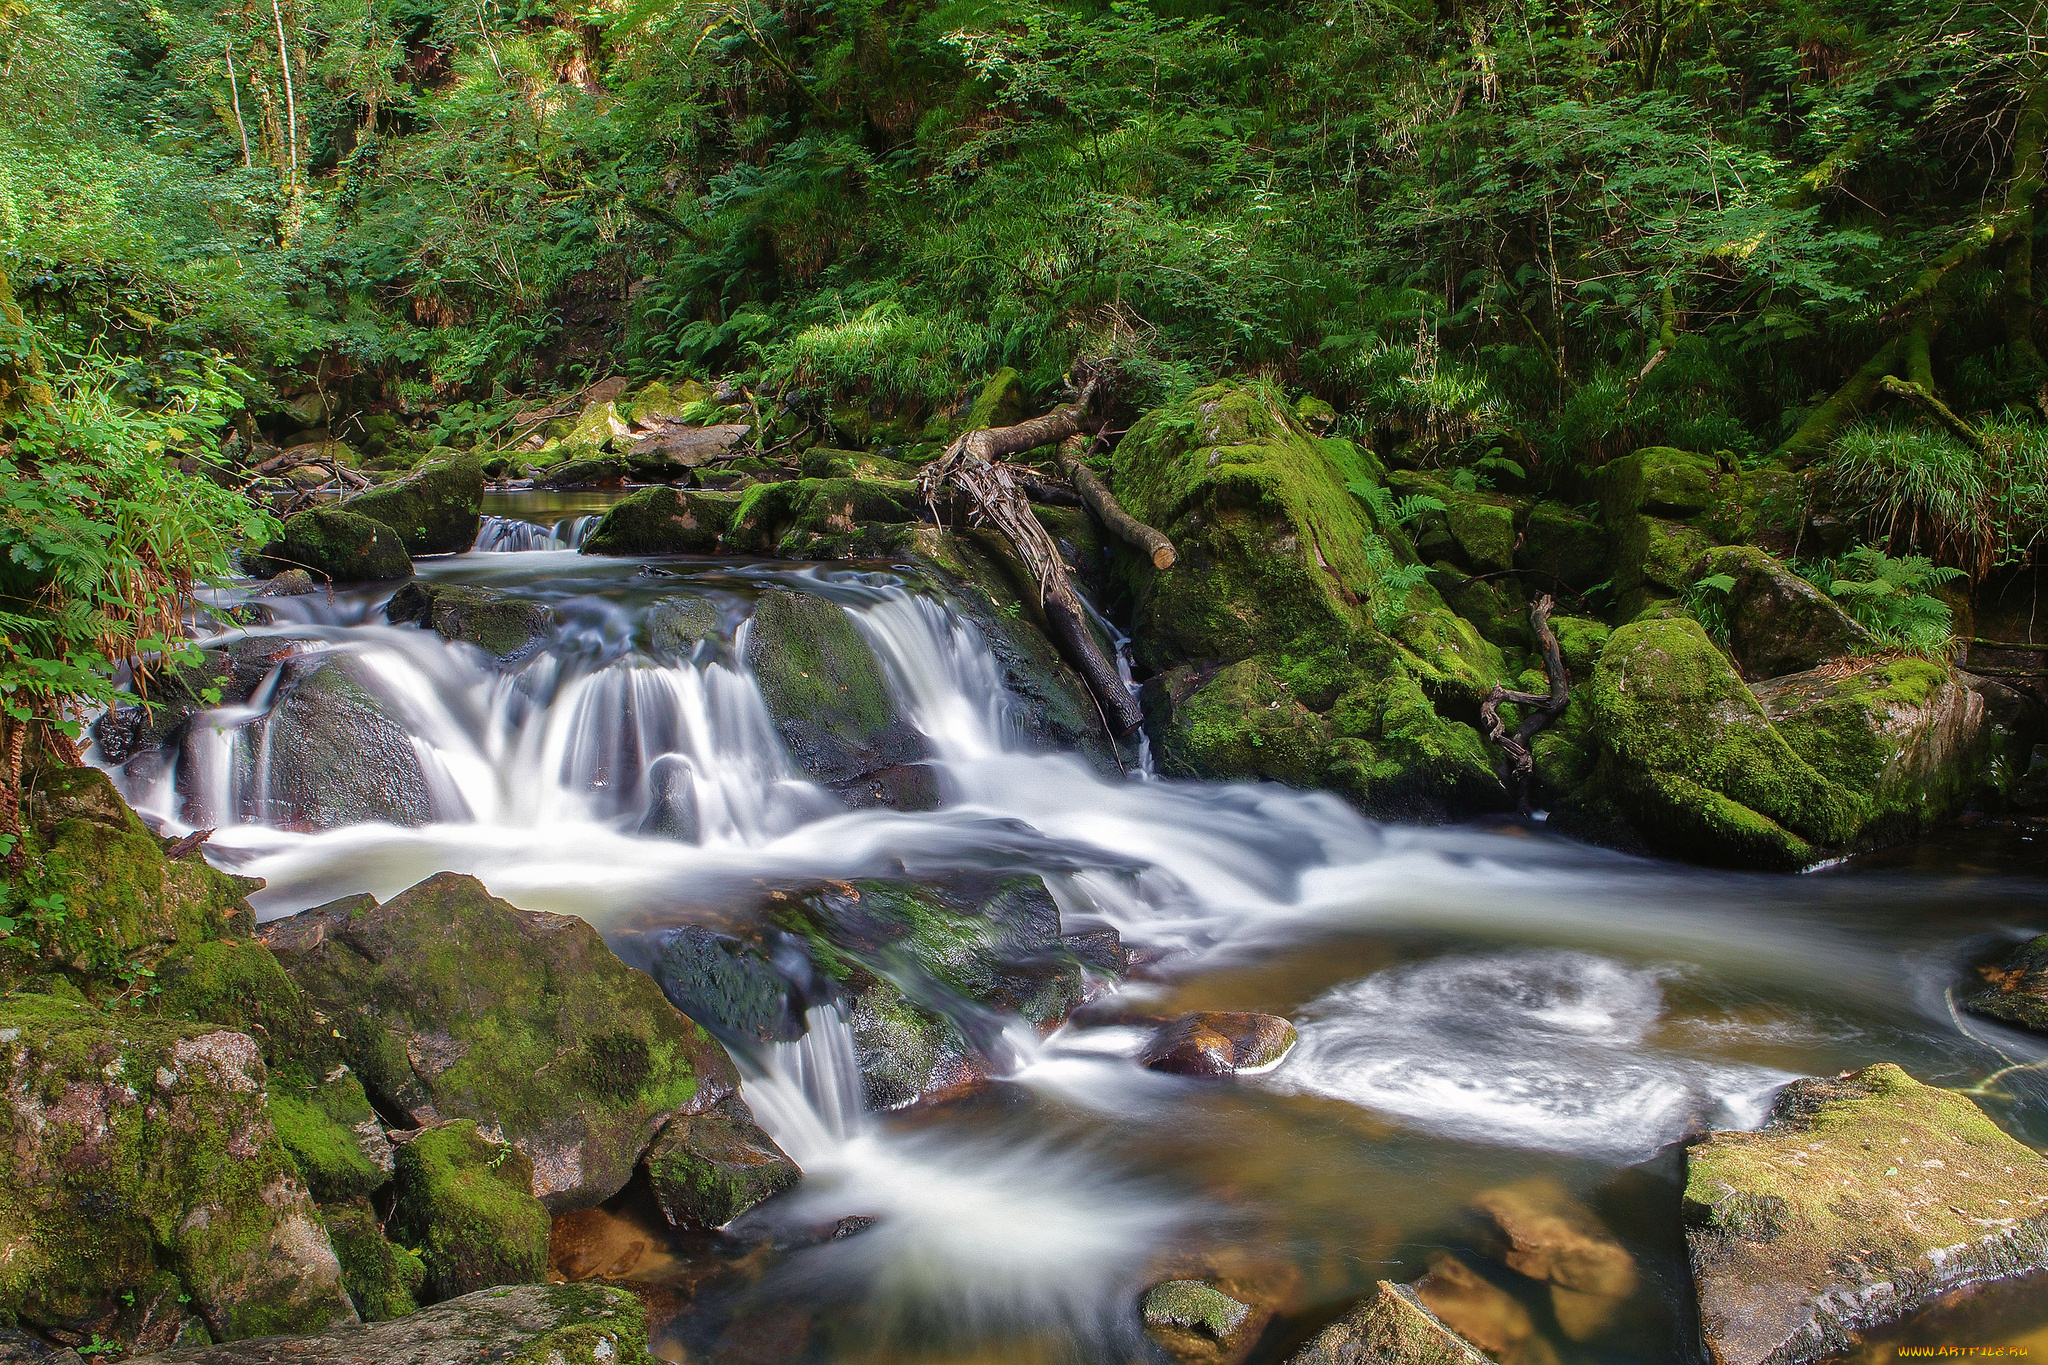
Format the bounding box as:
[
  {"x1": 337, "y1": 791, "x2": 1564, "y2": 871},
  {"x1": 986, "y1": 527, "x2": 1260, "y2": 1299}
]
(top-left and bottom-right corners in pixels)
[
  {"x1": 1347, "y1": 480, "x2": 1445, "y2": 529},
  {"x1": 1684, "y1": 572, "x2": 1737, "y2": 644},
  {"x1": 1812, "y1": 547, "x2": 1965, "y2": 656},
  {"x1": 1360, "y1": 533, "x2": 1429, "y2": 630}
]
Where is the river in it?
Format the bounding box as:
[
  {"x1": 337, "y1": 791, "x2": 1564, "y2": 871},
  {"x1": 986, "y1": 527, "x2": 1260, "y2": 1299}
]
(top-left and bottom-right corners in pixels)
[{"x1": 99, "y1": 492, "x2": 2048, "y2": 1364}]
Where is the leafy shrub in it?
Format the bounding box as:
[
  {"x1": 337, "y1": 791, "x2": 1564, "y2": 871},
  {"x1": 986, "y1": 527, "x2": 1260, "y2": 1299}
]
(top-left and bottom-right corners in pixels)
[
  {"x1": 1804, "y1": 547, "x2": 1964, "y2": 656},
  {"x1": 1821, "y1": 415, "x2": 2048, "y2": 577}
]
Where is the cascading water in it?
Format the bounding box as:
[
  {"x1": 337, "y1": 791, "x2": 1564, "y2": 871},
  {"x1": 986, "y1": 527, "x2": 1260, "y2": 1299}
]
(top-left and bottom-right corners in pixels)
[
  {"x1": 474, "y1": 512, "x2": 601, "y2": 551},
  {"x1": 102, "y1": 519, "x2": 2048, "y2": 1362}
]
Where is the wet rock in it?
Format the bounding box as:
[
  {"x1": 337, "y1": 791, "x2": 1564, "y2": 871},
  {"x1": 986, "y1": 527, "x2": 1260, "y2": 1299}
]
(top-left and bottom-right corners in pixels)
[
  {"x1": 637, "y1": 753, "x2": 702, "y2": 841},
  {"x1": 343, "y1": 452, "x2": 485, "y2": 556},
  {"x1": 264, "y1": 657, "x2": 436, "y2": 829},
  {"x1": 386, "y1": 581, "x2": 554, "y2": 661},
  {"x1": 320, "y1": 1197, "x2": 425, "y2": 1322},
  {"x1": 723, "y1": 477, "x2": 920, "y2": 558},
  {"x1": 94, "y1": 636, "x2": 301, "y2": 763},
  {"x1": 269, "y1": 508, "x2": 413, "y2": 583},
  {"x1": 1683, "y1": 1062, "x2": 2048, "y2": 1365},
  {"x1": 645, "y1": 597, "x2": 722, "y2": 657},
  {"x1": 259, "y1": 872, "x2": 737, "y2": 1214},
  {"x1": 1562, "y1": 616, "x2": 1857, "y2": 869},
  {"x1": 1411, "y1": 1254, "x2": 1559, "y2": 1365},
  {"x1": 633, "y1": 422, "x2": 751, "y2": 468},
  {"x1": 1139, "y1": 1012, "x2": 1297, "y2": 1076},
  {"x1": 0, "y1": 1330, "x2": 85, "y2": 1365},
  {"x1": 580, "y1": 486, "x2": 739, "y2": 555},
  {"x1": 390, "y1": 1121, "x2": 550, "y2": 1301},
  {"x1": 259, "y1": 568, "x2": 317, "y2": 597},
  {"x1": 123, "y1": 1283, "x2": 647, "y2": 1365},
  {"x1": 0, "y1": 995, "x2": 356, "y2": 1349},
  {"x1": 744, "y1": 588, "x2": 928, "y2": 788},
  {"x1": 1285, "y1": 1280, "x2": 1489, "y2": 1365},
  {"x1": 833, "y1": 761, "x2": 942, "y2": 811},
  {"x1": 535, "y1": 455, "x2": 632, "y2": 489},
  {"x1": 1148, "y1": 659, "x2": 1334, "y2": 789},
  {"x1": 1963, "y1": 934, "x2": 2048, "y2": 1032},
  {"x1": 1464, "y1": 1178, "x2": 1636, "y2": 1340},
  {"x1": 1517, "y1": 502, "x2": 1610, "y2": 593},
  {"x1": 1602, "y1": 446, "x2": 1719, "y2": 519},
  {"x1": 644, "y1": 1093, "x2": 800, "y2": 1229},
  {"x1": 652, "y1": 925, "x2": 799, "y2": 1043},
  {"x1": 1699, "y1": 545, "x2": 1874, "y2": 679},
  {"x1": 1141, "y1": 1281, "x2": 1258, "y2": 1365}
]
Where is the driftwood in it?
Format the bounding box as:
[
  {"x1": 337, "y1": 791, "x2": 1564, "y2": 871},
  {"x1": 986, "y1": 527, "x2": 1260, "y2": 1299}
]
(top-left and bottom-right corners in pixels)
[
  {"x1": 1056, "y1": 434, "x2": 1176, "y2": 569},
  {"x1": 165, "y1": 827, "x2": 214, "y2": 859},
  {"x1": 921, "y1": 377, "x2": 1143, "y2": 735},
  {"x1": 1479, "y1": 593, "x2": 1570, "y2": 815}
]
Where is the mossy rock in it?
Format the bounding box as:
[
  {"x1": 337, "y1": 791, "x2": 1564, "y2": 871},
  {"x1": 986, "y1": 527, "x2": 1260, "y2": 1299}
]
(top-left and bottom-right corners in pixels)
[
  {"x1": 1599, "y1": 447, "x2": 1718, "y2": 520},
  {"x1": 580, "y1": 486, "x2": 739, "y2": 555},
  {"x1": 263, "y1": 657, "x2": 436, "y2": 829},
  {"x1": 94, "y1": 636, "x2": 299, "y2": 764},
  {"x1": 1147, "y1": 658, "x2": 1333, "y2": 788},
  {"x1": 961, "y1": 367, "x2": 1027, "y2": 433},
  {"x1": 268, "y1": 1063, "x2": 394, "y2": 1203},
  {"x1": 0, "y1": 995, "x2": 355, "y2": 1347},
  {"x1": 1684, "y1": 1063, "x2": 2048, "y2": 1365},
  {"x1": 387, "y1": 581, "x2": 555, "y2": 661},
  {"x1": 1518, "y1": 502, "x2": 1610, "y2": 593},
  {"x1": 1697, "y1": 545, "x2": 1873, "y2": 680},
  {"x1": 643, "y1": 1095, "x2": 799, "y2": 1229},
  {"x1": 628, "y1": 378, "x2": 709, "y2": 424},
  {"x1": 1567, "y1": 617, "x2": 1858, "y2": 869},
  {"x1": 259, "y1": 873, "x2": 737, "y2": 1214},
  {"x1": 1287, "y1": 1281, "x2": 1490, "y2": 1364},
  {"x1": 652, "y1": 925, "x2": 799, "y2": 1044},
  {"x1": 343, "y1": 453, "x2": 485, "y2": 556},
  {"x1": 320, "y1": 1198, "x2": 424, "y2": 1322},
  {"x1": 1701, "y1": 464, "x2": 1808, "y2": 554},
  {"x1": 390, "y1": 1121, "x2": 549, "y2": 1302},
  {"x1": 535, "y1": 455, "x2": 632, "y2": 490},
  {"x1": 724, "y1": 477, "x2": 919, "y2": 558},
  {"x1": 1962, "y1": 934, "x2": 2048, "y2": 1034},
  {"x1": 1389, "y1": 473, "x2": 1522, "y2": 574},
  {"x1": 744, "y1": 587, "x2": 928, "y2": 787},
  {"x1": 644, "y1": 597, "x2": 723, "y2": 658},
  {"x1": 798, "y1": 447, "x2": 919, "y2": 481},
  {"x1": 123, "y1": 1283, "x2": 650, "y2": 1365},
  {"x1": 269, "y1": 508, "x2": 413, "y2": 583}
]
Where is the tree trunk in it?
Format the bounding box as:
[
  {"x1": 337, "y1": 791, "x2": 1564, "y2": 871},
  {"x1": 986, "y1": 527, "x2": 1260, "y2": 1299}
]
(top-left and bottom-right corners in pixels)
[{"x1": 1055, "y1": 434, "x2": 1176, "y2": 569}]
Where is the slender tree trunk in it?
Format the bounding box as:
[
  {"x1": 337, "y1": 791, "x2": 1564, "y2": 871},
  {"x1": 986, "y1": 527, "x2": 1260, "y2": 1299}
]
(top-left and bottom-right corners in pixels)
[
  {"x1": 225, "y1": 41, "x2": 253, "y2": 169},
  {"x1": 271, "y1": 0, "x2": 299, "y2": 183}
]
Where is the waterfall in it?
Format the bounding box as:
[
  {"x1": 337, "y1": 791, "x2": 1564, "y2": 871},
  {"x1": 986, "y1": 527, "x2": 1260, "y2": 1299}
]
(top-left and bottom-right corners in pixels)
[
  {"x1": 741, "y1": 1004, "x2": 869, "y2": 1170},
  {"x1": 473, "y1": 513, "x2": 601, "y2": 551}
]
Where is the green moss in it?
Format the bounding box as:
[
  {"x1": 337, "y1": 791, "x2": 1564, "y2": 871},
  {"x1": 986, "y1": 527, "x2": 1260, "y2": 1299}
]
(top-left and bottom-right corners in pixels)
[
  {"x1": 725, "y1": 476, "x2": 919, "y2": 557},
  {"x1": 269, "y1": 507, "x2": 412, "y2": 582},
  {"x1": 392, "y1": 1120, "x2": 549, "y2": 1301},
  {"x1": 1141, "y1": 1280, "x2": 1250, "y2": 1341},
  {"x1": 580, "y1": 486, "x2": 739, "y2": 555},
  {"x1": 505, "y1": 1285, "x2": 651, "y2": 1365},
  {"x1": 1519, "y1": 502, "x2": 1611, "y2": 592},
  {"x1": 644, "y1": 1100, "x2": 799, "y2": 1229},
  {"x1": 322, "y1": 1197, "x2": 424, "y2": 1321},
  {"x1": 742, "y1": 587, "x2": 923, "y2": 783},
  {"x1": 387, "y1": 582, "x2": 555, "y2": 660},
  {"x1": 1150, "y1": 658, "x2": 1332, "y2": 787},
  {"x1": 344, "y1": 452, "x2": 485, "y2": 555},
  {"x1": 269, "y1": 1065, "x2": 389, "y2": 1202},
  {"x1": 962, "y1": 367, "x2": 1026, "y2": 432}
]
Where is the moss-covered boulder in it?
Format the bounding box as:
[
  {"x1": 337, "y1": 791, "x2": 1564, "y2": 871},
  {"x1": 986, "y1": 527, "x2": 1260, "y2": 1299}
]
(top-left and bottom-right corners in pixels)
[
  {"x1": 263, "y1": 657, "x2": 436, "y2": 829},
  {"x1": 343, "y1": 453, "x2": 485, "y2": 556},
  {"x1": 258, "y1": 873, "x2": 737, "y2": 1214},
  {"x1": 1517, "y1": 502, "x2": 1610, "y2": 593},
  {"x1": 390, "y1": 1122, "x2": 549, "y2": 1301},
  {"x1": 1140, "y1": 1280, "x2": 1259, "y2": 1365},
  {"x1": 1755, "y1": 657, "x2": 1987, "y2": 840},
  {"x1": 95, "y1": 636, "x2": 301, "y2": 764},
  {"x1": 724, "y1": 477, "x2": 919, "y2": 558},
  {"x1": 269, "y1": 508, "x2": 413, "y2": 584},
  {"x1": 579, "y1": 486, "x2": 739, "y2": 555},
  {"x1": 1963, "y1": 934, "x2": 2048, "y2": 1033},
  {"x1": 1683, "y1": 1063, "x2": 2048, "y2": 1365},
  {"x1": 1285, "y1": 1281, "x2": 1489, "y2": 1365},
  {"x1": 961, "y1": 367, "x2": 1027, "y2": 433},
  {"x1": 1147, "y1": 659, "x2": 1333, "y2": 788},
  {"x1": 126, "y1": 1282, "x2": 648, "y2": 1364},
  {"x1": 386, "y1": 581, "x2": 555, "y2": 661},
  {"x1": 643, "y1": 1094, "x2": 799, "y2": 1229},
  {"x1": 1567, "y1": 617, "x2": 1857, "y2": 868},
  {"x1": 744, "y1": 587, "x2": 928, "y2": 788},
  {"x1": 0, "y1": 995, "x2": 356, "y2": 1349},
  {"x1": 1601, "y1": 447, "x2": 1719, "y2": 519},
  {"x1": 1698, "y1": 545, "x2": 1873, "y2": 680},
  {"x1": 1389, "y1": 473, "x2": 1522, "y2": 574},
  {"x1": 320, "y1": 1198, "x2": 425, "y2": 1322},
  {"x1": 1112, "y1": 381, "x2": 1508, "y2": 819},
  {"x1": 644, "y1": 597, "x2": 723, "y2": 658}
]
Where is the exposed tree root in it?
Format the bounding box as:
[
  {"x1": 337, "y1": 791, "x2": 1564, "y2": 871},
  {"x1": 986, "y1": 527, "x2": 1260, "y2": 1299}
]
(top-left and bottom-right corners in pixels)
[{"x1": 1480, "y1": 594, "x2": 1569, "y2": 815}]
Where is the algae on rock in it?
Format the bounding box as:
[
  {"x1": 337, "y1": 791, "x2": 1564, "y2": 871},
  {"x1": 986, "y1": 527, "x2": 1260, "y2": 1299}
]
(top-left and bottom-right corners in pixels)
[
  {"x1": 390, "y1": 1121, "x2": 550, "y2": 1302},
  {"x1": 744, "y1": 587, "x2": 929, "y2": 789},
  {"x1": 343, "y1": 453, "x2": 485, "y2": 556},
  {"x1": 268, "y1": 508, "x2": 413, "y2": 583}
]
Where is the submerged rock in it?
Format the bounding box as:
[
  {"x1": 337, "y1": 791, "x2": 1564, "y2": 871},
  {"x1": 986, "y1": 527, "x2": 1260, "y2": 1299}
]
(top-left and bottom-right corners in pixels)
[
  {"x1": 644, "y1": 1094, "x2": 800, "y2": 1229},
  {"x1": 744, "y1": 587, "x2": 929, "y2": 789},
  {"x1": 259, "y1": 873, "x2": 737, "y2": 1214},
  {"x1": 1464, "y1": 1178, "x2": 1637, "y2": 1341},
  {"x1": 269, "y1": 507, "x2": 413, "y2": 583},
  {"x1": 343, "y1": 452, "x2": 485, "y2": 556},
  {"x1": 1410, "y1": 1254, "x2": 1559, "y2": 1365},
  {"x1": 390, "y1": 1121, "x2": 550, "y2": 1301},
  {"x1": 386, "y1": 580, "x2": 555, "y2": 661},
  {"x1": 1683, "y1": 1062, "x2": 2048, "y2": 1365},
  {"x1": 1285, "y1": 1280, "x2": 1489, "y2": 1364},
  {"x1": 0, "y1": 995, "x2": 356, "y2": 1349},
  {"x1": 1697, "y1": 545, "x2": 1873, "y2": 680},
  {"x1": 264, "y1": 657, "x2": 436, "y2": 829},
  {"x1": 123, "y1": 1283, "x2": 647, "y2": 1365},
  {"x1": 1962, "y1": 933, "x2": 2048, "y2": 1033},
  {"x1": 1140, "y1": 1012, "x2": 1298, "y2": 1076},
  {"x1": 645, "y1": 596, "x2": 722, "y2": 657},
  {"x1": 1141, "y1": 1280, "x2": 1262, "y2": 1365}
]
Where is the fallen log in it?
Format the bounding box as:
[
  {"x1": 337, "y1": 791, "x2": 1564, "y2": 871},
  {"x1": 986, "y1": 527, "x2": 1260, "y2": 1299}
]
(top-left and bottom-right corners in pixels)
[
  {"x1": 1055, "y1": 434, "x2": 1176, "y2": 569},
  {"x1": 1479, "y1": 593, "x2": 1570, "y2": 815},
  {"x1": 921, "y1": 375, "x2": 1143, "y2": 735}
]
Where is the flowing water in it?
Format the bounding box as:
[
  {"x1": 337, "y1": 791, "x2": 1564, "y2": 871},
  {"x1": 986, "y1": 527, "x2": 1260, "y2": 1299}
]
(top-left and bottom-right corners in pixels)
[{"x1": 98, "y1": 495, "x2": 2048, "y2": 1363}]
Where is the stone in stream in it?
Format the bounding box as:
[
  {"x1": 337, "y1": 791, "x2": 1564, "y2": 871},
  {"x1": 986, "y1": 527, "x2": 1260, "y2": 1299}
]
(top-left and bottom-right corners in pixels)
[
  {"x1": 385, "y1": 580, "x2": 555, "y2": 661},
  {"x1": 743, "y1": 587, "x2": 929, "y2": 790},
  {"x1": 0, "y1": 995, "x2": 357, "y2": 1348},
  {"x1": 1695, "y1": 545, "x2": 1874, "y2": 680},
  {"x1": 1408, "y1": 1254, "x2": 1560, "y2": 1365},
  {"x1": 390, "y1": 1121, "x2": 550, "y2": 1301},
  {"x1": 1139, "y1": 1012, "x2": 1298, "y2": 1076},
  {"x1": 342, "y1": 451, "x2": 485, "y2": 556},
  {"x1": 643, "y1": 1093, "x2": 800, "y2": 1229},
  {"x1": 268, "y1": 507, "x2": 413, "y2": 583},
  {"x1": 645, "y1": 596, "x2": 722, "y2": 657},
  {"x1": 579, "y1": 485, "x2": 740, "y2": 554},
  {"x1": 263, "y1": 656, "x2": 436, "y2": 829},
  {"x1": 1962, "y1": 933, "x2": 2048, "y2": 1032},
  {"x1": 94, "y1": 635, "x2": 304, "y2": 763},
  {"x1": 1462, "y1": 1178, "x2": 1637, "y2": 1341},
  {"x1": 1683, "y1": 1062, "x2": 2048, "y2": 1365},
  {"x1": 121, "y1": 1283, "x2": 648, "y2": 1365},
  {"x1": 1284, "y1": 1280, "x2": 1490, "y2": 1365},
  {"x1": 1141, "y1": 1281, "x2": 1262, "y2": 1365},
  {"x1": 258, "y1": 872, "x2": 739, "y2": 1214}
]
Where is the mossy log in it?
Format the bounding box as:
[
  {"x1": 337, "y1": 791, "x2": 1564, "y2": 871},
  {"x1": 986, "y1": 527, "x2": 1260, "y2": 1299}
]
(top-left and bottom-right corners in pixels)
[
  {"x1": 1055, "y1": 433, "x2": 1177, "y2": 569},
  {"x1": 920, "y1": 376, "x2": 1142, "y2": 734}
]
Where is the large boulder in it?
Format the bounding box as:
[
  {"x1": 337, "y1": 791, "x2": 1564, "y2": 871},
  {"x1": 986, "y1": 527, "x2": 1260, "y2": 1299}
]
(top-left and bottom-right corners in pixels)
[
  {"x1": 343, "y1": 453, "x2": 484, "y2": 556},
  {"x1": 743, "y1": 588, "x2": 928, "y2": 789},
  {"x1": 125, "y1": 1283, "x2": 648, "y2": 1365},
  {"x1": 1565, "y1": 617, "x2": 1857, "y2": 868},
  {"x1": 1683, "y1": 1063, "x2": 2048, "y2": 1365},
  {"x1": 1516, "y1": 501, "x2": 1610, "y2": 593},
  {"x1": 1963, "y1": 933, "x2": 2048, "y2": 1033},
  {"x1": 1697, "y1": 545, "x2": 1873, "y2": 679},
  {"x1": 269, "y1": 508, "x2": 412, "y2": 584},
  {"x1": 1285, "y1": 1281, "x2": 1489, "y2": 1364},
  {"x1": 0, "y1": 995, "x2": 356, "y2": 1350},
  {"x1": 390, "y1": 1122, "x2": 549, "y2": 1301},
  {"x1": 262, "y1": 657, "x2": 436, "y2": 829},
  {"x1": 643, "y1": 1093, "x2": 799, "y2": 1229},
  {"x1": 386, "y1": 581, "x2": 554, "y2": 661},
  {"x1": 722, "y1": 477, "x2": 920, "y2": 559},
  {"x1": 579, "y1": 486, "x2": 739, "y2": 555},
  {"x1": 258, "y1": 873, "x2": 738, "y2": 1213}
]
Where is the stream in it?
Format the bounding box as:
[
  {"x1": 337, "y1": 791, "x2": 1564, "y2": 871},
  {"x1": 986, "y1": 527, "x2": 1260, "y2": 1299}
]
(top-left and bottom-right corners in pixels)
[{"x1": 98, "y1": 492, "x2": 2048, "y2": 1364}]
